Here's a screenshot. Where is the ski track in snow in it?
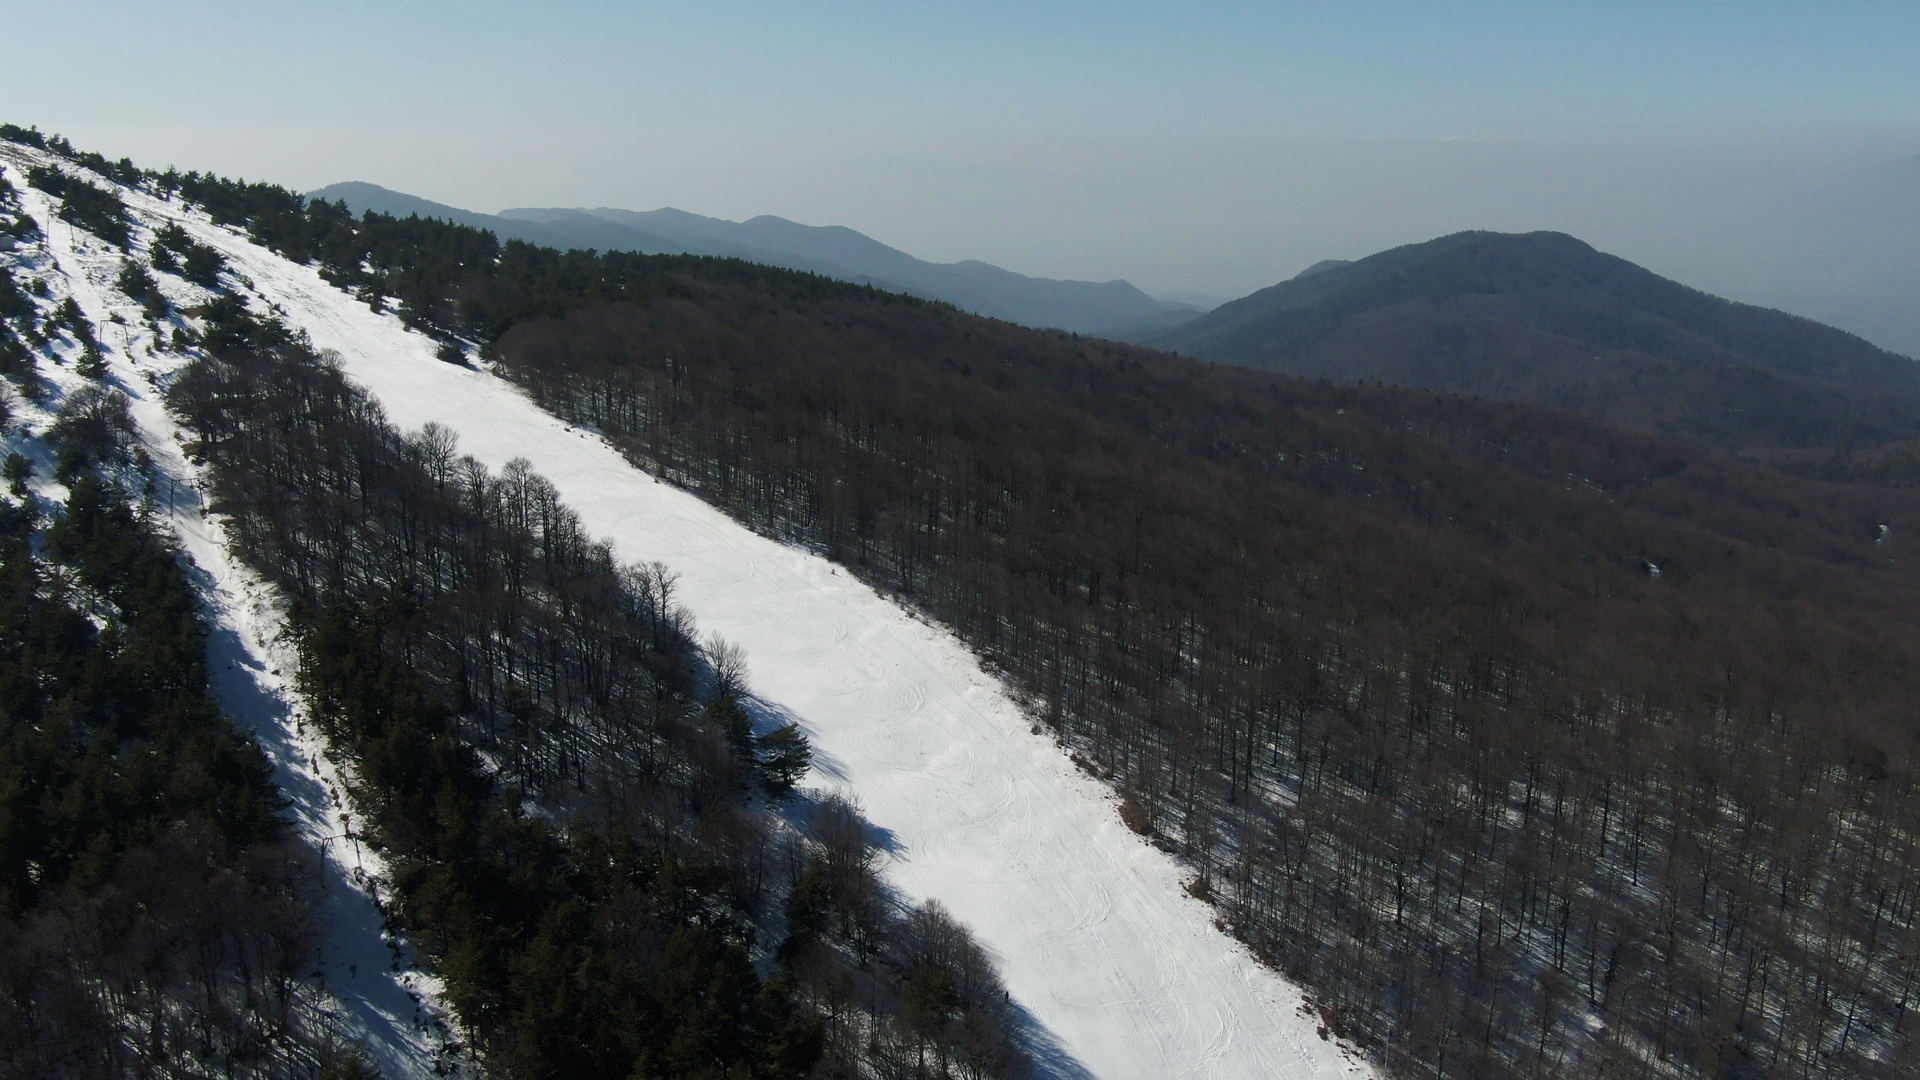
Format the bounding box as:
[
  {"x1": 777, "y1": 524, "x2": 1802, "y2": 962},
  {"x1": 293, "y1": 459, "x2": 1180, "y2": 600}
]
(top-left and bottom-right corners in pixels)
[
  {"x1": 6, "y1": 145, "x2": 1374, "y2": 1079},
  {"x1": 3, "y1": 148, "x2": 463, "y2": 1079}
]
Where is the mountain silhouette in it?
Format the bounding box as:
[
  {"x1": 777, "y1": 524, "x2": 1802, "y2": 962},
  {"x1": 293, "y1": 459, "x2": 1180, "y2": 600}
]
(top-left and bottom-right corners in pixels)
[
  {"x1": 308, "y1": 183, "x2": 1198, "y2": 335},
  {"x1": 1139, "y1": 230, "x2": 1920, "y2": 452}
]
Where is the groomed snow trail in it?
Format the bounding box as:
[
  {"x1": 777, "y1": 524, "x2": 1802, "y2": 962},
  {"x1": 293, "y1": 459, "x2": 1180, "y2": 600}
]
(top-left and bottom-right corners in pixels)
[
  {"x1": 3, "y1": 147, "x2": 464, "y2": 1079},
  {"x1": 45, "y1": 153, "x2": 1372, "y2": 1078}
]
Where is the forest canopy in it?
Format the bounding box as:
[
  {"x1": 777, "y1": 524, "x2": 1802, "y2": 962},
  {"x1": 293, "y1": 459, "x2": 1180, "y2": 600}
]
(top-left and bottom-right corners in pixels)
[{"x1": 11, "y1": 121, "x2": 1920, "y2": 1080}]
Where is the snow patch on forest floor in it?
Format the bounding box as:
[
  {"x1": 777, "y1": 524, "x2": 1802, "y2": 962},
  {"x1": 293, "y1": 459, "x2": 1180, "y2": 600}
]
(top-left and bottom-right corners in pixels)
[
  {"x1": 3, "y1": 146, "x2": 466, "y2": 1079},
  {"x1": 140, "y1": 190, "x2": 1372, "y2": 1080}
]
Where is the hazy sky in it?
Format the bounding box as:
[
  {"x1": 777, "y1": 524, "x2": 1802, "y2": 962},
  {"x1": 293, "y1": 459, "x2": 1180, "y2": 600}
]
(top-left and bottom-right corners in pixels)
[{"x1": 8, "y1": 2, "x2": 1917, "y2": 335}]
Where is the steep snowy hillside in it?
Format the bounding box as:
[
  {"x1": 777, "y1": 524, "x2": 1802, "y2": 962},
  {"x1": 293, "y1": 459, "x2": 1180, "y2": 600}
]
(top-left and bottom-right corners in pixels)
[
  {"x1": 1, "y1": 145, "x2": 463, "y2": 1078},
  {"x1": 3, "y1": 142, "x2": 1370, "y2": 1079}
]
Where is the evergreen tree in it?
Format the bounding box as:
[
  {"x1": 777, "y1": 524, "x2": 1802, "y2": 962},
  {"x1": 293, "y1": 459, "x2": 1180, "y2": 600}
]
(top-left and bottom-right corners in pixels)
[
  {"x1": 115, "y1": 259, "x2": 167, "y2": 319},
  {"x1": 3, "y1": 453, "x2": 30, "y2": 497},
  {"x1": 181, "y1": 242, "x2": 225, "y2": 288},
  {"x1": 0, "y1": 470, "x2": 352, "y2": 1073},
  {"x1": 0, "y1": 122, "x2": 47, "y2": 149},
  {"x1": 760, "y1": 723, "x2": 812, "y2": 795}
]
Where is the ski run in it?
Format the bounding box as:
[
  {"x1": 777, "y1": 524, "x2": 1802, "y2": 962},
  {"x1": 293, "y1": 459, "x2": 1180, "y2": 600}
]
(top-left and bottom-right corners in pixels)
[{"x1": 3, "y1": 143, "x2": 1370, "y2": 1079}]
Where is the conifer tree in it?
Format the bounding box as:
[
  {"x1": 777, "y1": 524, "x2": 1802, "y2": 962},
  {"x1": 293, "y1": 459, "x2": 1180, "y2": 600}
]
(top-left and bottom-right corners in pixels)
[
  {"x1": 760, "y1": 723, "x2": 812, "y2": 794},
  {"x1": 181, "y1": 241, "x2": 225, "y2": 288}
]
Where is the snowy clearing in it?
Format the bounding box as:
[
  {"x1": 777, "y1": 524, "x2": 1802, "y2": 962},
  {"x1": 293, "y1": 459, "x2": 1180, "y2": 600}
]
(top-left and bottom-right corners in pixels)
[
  {"x1": 3, "y1": 147, "x2": 464, "y2": 1079},
  {"x1": 8, "y1": 142, "x2": 1372, "y2": 1079}
]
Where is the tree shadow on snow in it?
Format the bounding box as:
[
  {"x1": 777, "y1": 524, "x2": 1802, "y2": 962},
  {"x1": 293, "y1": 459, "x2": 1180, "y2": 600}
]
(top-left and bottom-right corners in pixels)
[
  {"x1": 775, "y1": 783, "x2": 903, "y2": 858},
  {"x1": 1006, "y1": 1004, "x2": 1099, "y2": 1080},
  {"x1": 738, "y1": 688, "x2": 864, "y2": 786},
  {"x1": 197, "y1": 612, "x2": 443, "y2": 1074},
  {"x1": 742, "y1": 693, "x2": 1095, "y2": 1079}
]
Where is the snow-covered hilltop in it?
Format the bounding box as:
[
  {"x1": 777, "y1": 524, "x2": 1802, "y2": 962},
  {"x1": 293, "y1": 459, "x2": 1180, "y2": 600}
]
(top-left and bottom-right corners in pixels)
[{"x1": 0, "y1": 140, "x2": 1368, "y2": 1079}]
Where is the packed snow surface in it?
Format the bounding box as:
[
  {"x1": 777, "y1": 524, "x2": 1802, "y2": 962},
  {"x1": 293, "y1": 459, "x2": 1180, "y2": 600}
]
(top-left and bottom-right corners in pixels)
[{"x1": 14, "y1": 144, "x2": 1372, "y2": 1078}]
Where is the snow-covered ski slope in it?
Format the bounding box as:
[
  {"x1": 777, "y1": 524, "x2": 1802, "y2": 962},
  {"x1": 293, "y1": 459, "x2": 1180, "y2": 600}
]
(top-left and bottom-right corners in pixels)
[
  {"x1": 2, "y1": 148, "x2": 463, "y2": 1078},
  {"x1": 21, "y1": 147, "x2": 1371, "y2": 1079}
]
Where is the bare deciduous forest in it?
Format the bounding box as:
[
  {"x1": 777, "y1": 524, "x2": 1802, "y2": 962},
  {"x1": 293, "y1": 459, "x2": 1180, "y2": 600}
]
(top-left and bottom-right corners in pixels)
[
  {"x1": 11, "y1": 129, "x2": 1920, "y2": 1079},
  {"x1": 169, "y1": 323, "x2": 1030, "y2": 1079},
  {"x1": 493, "y1": 289, "x2": 1920, "y2": 1078}
]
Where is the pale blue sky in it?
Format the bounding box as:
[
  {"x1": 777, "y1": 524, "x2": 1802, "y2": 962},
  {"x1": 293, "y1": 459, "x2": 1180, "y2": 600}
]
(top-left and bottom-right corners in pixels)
[
  {"x1": 7, "y1": 2, "x2": 1917, "y2": 337},
  {"x1": 17, "y1": 2, "x2": 1920, "y2": 134}
]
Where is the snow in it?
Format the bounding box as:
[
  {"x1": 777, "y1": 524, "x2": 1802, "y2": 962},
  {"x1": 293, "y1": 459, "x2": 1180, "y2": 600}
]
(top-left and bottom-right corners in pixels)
[
  {"x1": 1, "y1": 147, "x2": 464, "y2": 1079},
  {"x1": 6, "y1": 145, "x2": 1373, "y2": 1079}
]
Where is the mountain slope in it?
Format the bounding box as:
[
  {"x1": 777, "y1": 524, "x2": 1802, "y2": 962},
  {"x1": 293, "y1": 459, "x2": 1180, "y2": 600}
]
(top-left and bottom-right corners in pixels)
[
  {"x1": 22, "y1": 130, "x2": 1920, "y2": 1080},
  {"x1": 1142, "y1": 229, "x2": 1920, "y2": 451},
  {"x1": 14, "y1": 139, "x2": 1362, "y2": 1080},
  {"x1": 1, "y1": 151, "x2": 462, "y2": 1077},
  {"x1": 186, "y1": 238, "x2": 1356, "y2": 1080},
  {"x1": 309, "y1": 181, "x2": 1194, "y2": 333},
  {"x1": 308, "y1": 180, "x2": 693, "y2": 255},
  {"x1": 514, "y1": 204, "x2": 1204, "y2": 334}
]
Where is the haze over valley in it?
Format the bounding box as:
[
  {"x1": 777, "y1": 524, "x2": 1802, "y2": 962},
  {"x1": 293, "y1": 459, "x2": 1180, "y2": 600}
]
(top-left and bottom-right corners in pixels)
[{"x1": 307, "y1": 181, "x2": 1202, "y2": 335}]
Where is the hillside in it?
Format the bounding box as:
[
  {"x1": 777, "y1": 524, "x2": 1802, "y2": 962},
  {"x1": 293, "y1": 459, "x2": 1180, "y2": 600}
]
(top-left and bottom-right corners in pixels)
[
  {"x1": 1, "y1": 137, "x2": 1036, "y2": 1078},
  {"x1": 1, "y1": 130, "x2": 1361, "y2": 1079},
  {"x1": 1140, "y1": 229, "x2": 1920, "y2": 451},
  {"x1": 310, "y1": 181, "x2": 1200, "y2": 335},
  {"x1": 236, "y1": 175, "x2": 1920, "y2": 1075},
  {"x1": 9, "y1": 126, "x2": 1920, "y2": 1080},
  {"x1": 505, "y1": 205, "x2": 1204, "y2": 335},
  {"x1": 484, "y1": 256, "x2": 1920, "y2": 1080},
  {"x1": 0, "y1": 143, "x2": 449, "y2": 1075}
]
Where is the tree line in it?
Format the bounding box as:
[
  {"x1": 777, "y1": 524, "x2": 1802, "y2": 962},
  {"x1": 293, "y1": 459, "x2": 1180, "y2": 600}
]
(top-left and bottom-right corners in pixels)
[
  {"x1": 486, "y1": 290, "x2": 1920, "y2": 1079},
  {"x1": 6, "y1": 129, "x2": 1033, "y2": 1077},
  {"x1": 168, "y1": 306, "x2": 1030, "y2": 1079},
  {"x1": 21, "y1": 119, "x2": 1920, "y2": 1079},
  {"x1": 0, "y1": 407, "x2": 363, "y2": 1075},
  {"x1": 24, "y1": 163, "x2": 132, "y2": 250}
]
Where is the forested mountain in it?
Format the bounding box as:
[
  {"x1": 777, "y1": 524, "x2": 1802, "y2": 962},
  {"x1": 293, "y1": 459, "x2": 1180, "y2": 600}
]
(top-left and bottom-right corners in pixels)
[
  {"x1": 0, "y1": 469, "x2": 355, "y2": 1075},
  {"x1": 0, "y1": 136, "x2": 377, "y2": 1075},
  {"x1": 0, "y1": 295, "x2": 356, "y2": 1071},
  {"x1": 1, "y1": 127, "x2": 1035, "y2": 1078},
  {"x1": 310, "y1": 181, "x2": 1198, "y2": 334},
  {"x1": 304, "y1": 181, "x2": 691, "y2": 257},
  {"x1": 500, "y1": 204, "x2": 1203, "y2": 335},
  {"x1": 1138, "y1": 229, "x2": 1920, "y2": 452},
  {"x1": 147, "y1": 142, "x2": 1920, "y2": 1077},
  {"x1": 11, "y1": 123, "x2": 1920, "y2": 1079},
  {"x1": 170, "y1": 333, "x2": 1024, "y2": 1078}
]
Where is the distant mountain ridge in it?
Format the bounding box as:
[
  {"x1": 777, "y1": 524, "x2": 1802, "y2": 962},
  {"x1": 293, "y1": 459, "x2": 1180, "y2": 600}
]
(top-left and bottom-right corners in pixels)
[
  {"x1": 308, "y1": 182, "x2": 1201, "y2": 335},
  {"x1": 1139, "y1": 229, "x2": 1920, "y2": 452},
  {"x1": 1293, "y1": 258, "x2": 1352, "y2": 279}
]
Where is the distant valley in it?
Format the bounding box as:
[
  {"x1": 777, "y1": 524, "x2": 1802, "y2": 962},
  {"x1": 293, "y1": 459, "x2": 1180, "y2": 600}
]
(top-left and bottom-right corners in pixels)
[{"x1": 308, "y1": 181, "x2": 1205, "y2": 336}]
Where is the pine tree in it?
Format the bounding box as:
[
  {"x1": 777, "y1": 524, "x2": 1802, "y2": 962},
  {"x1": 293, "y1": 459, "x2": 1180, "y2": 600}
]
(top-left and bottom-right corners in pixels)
[
  {"x1": 181, "y1": 243, "x2": 225, "y2": 289},
  {"x1": 115, "y1": 260, "x2": 168, "y2": 319},
  {"x1": 760, "y1": 723, "x2": 812, "y2": 795},
  {"x1": 3, "y1": 453, "x2": 30, "y2": 497}
]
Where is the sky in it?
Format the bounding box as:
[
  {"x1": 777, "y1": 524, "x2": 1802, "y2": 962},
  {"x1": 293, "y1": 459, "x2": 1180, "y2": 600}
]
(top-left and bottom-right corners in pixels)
[{"x1": 8, "y1": 2, "x2": 1918, "y2": 344}]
